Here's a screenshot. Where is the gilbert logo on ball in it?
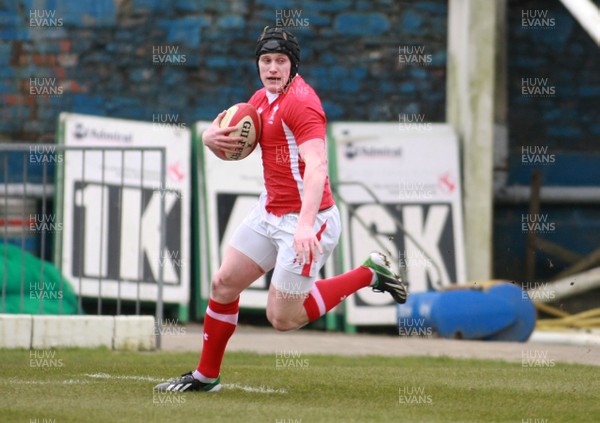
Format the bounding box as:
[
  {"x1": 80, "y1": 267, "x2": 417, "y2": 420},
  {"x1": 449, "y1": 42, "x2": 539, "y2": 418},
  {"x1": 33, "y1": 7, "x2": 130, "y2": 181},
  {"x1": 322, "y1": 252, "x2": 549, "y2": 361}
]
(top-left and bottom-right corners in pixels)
[{"x1": 220, "y1": 103, "x2": 261, "y2": 160}]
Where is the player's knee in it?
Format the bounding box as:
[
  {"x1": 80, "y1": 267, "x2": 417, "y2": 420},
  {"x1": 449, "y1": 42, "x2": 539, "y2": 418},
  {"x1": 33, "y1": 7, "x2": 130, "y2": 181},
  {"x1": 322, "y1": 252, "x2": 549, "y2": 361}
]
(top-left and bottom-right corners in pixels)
[
  {"x1": 210, "y1": 270, "x2": 239, "y2": 303},
  {"x1": 266, "y1": 310, "x2": 300, "y2": 332},
  {"x1": 270, "y1": 317, "x2": 299, "y2": 332}
]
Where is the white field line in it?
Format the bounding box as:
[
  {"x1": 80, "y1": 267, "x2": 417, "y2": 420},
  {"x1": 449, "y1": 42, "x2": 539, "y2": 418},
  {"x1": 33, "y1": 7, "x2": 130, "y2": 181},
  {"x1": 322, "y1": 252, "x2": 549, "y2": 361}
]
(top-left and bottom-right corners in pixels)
[
  {"x1": 222, "y1": 383, "x2": 287, "y2": 394},
  {"x1": 2, "y1": 379, "x2": 89, "y2": 385},
  {"x1": 83, "y1": 373, "x2": 288, "y2": 394},
  {"x1": 83, "y1": 373, "x2": 163, "y2": 382}
]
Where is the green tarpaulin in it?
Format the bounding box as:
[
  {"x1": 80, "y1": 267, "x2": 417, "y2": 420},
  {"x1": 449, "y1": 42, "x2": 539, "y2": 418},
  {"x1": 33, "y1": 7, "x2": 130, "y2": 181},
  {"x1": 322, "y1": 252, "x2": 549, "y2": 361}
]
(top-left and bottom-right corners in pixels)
[{"x1": 0, "y1": 242, "x2": 79, "y2": 314}]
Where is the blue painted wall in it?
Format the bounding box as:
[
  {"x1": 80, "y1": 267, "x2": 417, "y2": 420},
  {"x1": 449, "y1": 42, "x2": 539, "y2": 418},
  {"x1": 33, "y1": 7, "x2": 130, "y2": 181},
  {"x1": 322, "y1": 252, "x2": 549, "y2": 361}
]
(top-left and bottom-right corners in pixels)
[
  {"x1": 506, "y1": 0, "x2": 600, "y2": 187},
  {"x1": 0, "y1": 0, "x2": 448, "y2": 137},
  {"x1": 493, "y1": 0, "x2": 600, "y2": 283}
]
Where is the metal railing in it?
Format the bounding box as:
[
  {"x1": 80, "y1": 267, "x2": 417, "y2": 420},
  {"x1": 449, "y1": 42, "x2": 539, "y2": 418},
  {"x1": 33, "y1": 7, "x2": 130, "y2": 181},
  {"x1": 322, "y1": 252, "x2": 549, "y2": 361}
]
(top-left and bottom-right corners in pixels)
[{"x1": 0, "y1": 143, "x2": 167, "y2": 347}]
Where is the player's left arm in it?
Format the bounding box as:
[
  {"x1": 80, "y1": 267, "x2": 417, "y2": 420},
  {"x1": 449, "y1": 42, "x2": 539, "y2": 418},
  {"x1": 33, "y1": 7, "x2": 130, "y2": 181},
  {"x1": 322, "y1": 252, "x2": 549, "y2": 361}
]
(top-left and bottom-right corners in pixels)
[{"x1": 295, "y1": 138, "x2": 327, "y2": 264}]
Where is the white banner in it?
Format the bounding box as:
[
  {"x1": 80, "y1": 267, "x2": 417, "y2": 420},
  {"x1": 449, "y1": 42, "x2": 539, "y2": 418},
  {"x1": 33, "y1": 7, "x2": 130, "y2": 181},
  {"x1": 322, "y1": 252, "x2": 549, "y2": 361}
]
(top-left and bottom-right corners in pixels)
[
  {"x1": 331, "y1": 123, "x2": 465, "y2": 325},
  {"x1": 58, "y1": 113, "x2": 191, "y2": 306}
]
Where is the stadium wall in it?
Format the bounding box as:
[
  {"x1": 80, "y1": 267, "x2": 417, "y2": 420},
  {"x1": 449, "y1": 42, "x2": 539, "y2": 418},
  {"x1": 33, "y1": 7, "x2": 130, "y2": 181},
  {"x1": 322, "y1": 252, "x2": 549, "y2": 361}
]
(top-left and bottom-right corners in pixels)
[
  {"x1": 494, "y1": 0, "x2": 600, "y2": 285},
  {"x1": 0, "y1": 0, "x2": 448, "y2": 139},
  {"x1": 1, "y1": 1, "x2": 596, "y2": 148}
]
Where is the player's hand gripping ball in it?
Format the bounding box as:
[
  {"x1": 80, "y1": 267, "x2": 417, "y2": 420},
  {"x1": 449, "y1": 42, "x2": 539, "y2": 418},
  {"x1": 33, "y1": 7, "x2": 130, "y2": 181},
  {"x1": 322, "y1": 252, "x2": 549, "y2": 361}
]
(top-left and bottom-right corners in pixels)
[{"x1": 220, "y1": 103, "x2": 261, "y2": 160}]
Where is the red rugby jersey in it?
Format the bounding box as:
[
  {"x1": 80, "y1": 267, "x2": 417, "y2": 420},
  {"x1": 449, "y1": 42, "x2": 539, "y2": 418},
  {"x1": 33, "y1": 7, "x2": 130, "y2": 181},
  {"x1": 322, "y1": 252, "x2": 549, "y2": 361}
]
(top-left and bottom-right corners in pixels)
[{"x1": 248, "y1": 75, "x2": 335, "y2": 216}]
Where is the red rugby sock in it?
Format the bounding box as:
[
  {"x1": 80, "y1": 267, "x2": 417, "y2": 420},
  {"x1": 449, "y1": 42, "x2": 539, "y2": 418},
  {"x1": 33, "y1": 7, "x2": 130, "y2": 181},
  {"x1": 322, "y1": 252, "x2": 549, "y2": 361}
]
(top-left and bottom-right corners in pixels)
[
  {"x1": 197, "y1": 297, "x2": 239, "y2": 379},
  {"x1": 303, "y1": 266, "x2": 374, "y2": 321}
]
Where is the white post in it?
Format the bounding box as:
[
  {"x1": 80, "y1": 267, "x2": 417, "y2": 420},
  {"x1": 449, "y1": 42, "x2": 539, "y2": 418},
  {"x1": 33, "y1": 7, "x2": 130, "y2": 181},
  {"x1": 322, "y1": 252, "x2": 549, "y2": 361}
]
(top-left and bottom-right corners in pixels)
[
  {"x1": 558, "y1": 0, "x2": 600, "y2": 45},
  {"x1": 447, "y1": 0, "x2": 501, "y2": 281}
]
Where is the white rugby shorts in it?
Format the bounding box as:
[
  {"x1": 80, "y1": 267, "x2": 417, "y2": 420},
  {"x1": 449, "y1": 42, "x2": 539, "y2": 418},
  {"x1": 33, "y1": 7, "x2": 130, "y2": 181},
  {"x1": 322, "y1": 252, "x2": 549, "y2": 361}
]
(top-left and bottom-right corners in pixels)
[{"x1": 230, "y1": 193, "x2": 341, "y2": 294}]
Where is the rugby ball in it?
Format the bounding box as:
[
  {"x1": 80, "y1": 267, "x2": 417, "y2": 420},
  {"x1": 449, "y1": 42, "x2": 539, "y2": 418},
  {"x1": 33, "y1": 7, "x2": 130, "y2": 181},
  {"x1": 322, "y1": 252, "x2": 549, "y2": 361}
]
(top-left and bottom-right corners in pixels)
[{"x1": 219, "y1": 103, "x2": 261, "y2": 160}]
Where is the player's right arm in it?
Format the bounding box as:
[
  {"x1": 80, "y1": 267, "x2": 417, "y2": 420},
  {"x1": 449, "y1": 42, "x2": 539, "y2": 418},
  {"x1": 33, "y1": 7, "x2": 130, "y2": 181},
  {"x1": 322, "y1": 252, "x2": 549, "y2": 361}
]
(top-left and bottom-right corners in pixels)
[{"x1": 202, "y1": 110, "x2": 244, "y2": 160}]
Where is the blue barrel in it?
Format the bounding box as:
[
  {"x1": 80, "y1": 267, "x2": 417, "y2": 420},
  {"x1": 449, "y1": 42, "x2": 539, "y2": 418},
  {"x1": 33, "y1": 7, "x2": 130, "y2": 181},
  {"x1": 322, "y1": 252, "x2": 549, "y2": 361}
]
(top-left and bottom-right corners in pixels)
[{"x1": 397, "y1": 283, "x2": 536, "y2": 342}]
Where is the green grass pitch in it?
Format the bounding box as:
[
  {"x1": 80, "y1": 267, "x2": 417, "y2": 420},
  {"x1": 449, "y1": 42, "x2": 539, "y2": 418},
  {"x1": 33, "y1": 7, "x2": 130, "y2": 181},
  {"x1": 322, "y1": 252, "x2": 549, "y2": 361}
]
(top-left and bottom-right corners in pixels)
[{"x1": 1, "y1": 348, "x2": 598, "y2": 423}]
